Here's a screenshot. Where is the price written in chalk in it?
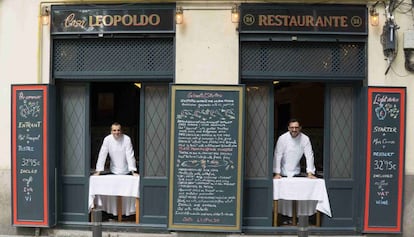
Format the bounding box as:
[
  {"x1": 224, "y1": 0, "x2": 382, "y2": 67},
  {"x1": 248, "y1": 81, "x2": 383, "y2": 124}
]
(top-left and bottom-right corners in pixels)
[
  {"x1": 373, "y1": 160, "x2": 397, "y2": 171},
  {"x1": 21, "y1": 158, "x2": 41, "y2": 167}
]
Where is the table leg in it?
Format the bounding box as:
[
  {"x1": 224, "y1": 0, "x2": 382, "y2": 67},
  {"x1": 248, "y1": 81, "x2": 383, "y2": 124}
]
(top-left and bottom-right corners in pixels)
[
  {"x1": 316, "y1": 211, "x2": 321, "y2": 227},
  {"x1": 292, "y1": 200, "x2": 297, "y2": 226},
  {"x1": 136, "y1": 198, "x2": 140, "y2": 224},
  {"x1": 273, "y1": 200, "x2": 278, "y2": 226},
  {"x1": 117, "y1": 196, "x2": 122, "y2": 222}
]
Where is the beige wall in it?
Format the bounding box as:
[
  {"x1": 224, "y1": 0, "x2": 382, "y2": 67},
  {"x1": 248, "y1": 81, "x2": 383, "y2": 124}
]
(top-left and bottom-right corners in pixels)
[
  {"x1": 175, "y1": 3, "x2": 239, "y2": 84},
  {"x1": 367, "y1": 2, "x2": 414, "y2": 175},
  {"x1": 0, "y1": 0, "x2": 42, "y2": 170},
  {"x1": 0, "y1": 1, "x2": 43, "y2": 233}
]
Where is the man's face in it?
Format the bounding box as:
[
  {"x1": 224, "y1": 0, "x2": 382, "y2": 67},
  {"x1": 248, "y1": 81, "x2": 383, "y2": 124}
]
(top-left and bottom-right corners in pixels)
[
  {"x1": 288, "y1": 121, "x2": 301, "y2": 138},
  {"x1": 111, "y1": 125, "x2": 122, "y2": 140}
]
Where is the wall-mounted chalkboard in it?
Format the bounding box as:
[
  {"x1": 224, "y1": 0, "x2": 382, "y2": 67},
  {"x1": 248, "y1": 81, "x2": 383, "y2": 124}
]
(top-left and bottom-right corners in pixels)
[
  {"x1": 364, "y1": 87, "x2": 405, "y2": 233},
  {"x1": 11, "y1": 85, "x2": 55, "y2": 227},
  {"x1": 168, "y1": 85, "x2": 244, "y2": 232}
]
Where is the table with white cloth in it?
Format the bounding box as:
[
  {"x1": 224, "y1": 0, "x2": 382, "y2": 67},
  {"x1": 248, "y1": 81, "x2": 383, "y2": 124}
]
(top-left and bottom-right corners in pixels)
[
  {"x1": 273, "y1": 177, "x2": 331, "y2": 226},
  {"x1": 88, "y1": 174, "x2": 140, "y2": 223}
]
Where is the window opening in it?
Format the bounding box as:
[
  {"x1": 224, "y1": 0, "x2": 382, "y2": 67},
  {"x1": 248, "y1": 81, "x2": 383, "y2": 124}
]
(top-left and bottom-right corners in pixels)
[
  {"x1": 90, "y1": 82, "x2": 140, "y2": 223},
  {"x1": 273, "y1": 82, "x2": 324, "y2": 226}
]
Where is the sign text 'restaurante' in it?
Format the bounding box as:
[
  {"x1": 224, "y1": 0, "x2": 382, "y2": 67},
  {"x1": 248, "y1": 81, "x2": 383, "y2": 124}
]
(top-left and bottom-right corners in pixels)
[
  {"x1": 257, "y1": 15, "x2": 348, "y2": 27},
  {"x1": 239, "y1": 5, "x2": 367, "y2": 34}
]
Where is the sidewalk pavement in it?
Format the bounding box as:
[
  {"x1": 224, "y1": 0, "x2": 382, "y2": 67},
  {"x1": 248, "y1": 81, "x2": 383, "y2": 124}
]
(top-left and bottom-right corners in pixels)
[{"x1": 0, "y1": 232, "x2": 370, "y2": 237}]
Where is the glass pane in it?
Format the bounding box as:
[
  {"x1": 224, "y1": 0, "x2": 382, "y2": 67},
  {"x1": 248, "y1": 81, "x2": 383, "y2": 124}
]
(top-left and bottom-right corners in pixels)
[
  {"x1": 245, "y1": 85, "x2": 270, "y2": 178},
  {"x1": 144, "y1": 85, "x2": 168, "y2": 177},
  {"x1": 329, "y1": 86, "x2": 353, "y2": 178},
  {"x1": 62, "y1": 85, "x2": 87, "y2": 176}
]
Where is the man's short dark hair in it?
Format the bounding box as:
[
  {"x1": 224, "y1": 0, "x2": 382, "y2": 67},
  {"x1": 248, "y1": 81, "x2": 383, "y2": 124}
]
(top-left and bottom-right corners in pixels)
[{"x1": 288, "y1": 118, "x2": 301, "y2": 126}]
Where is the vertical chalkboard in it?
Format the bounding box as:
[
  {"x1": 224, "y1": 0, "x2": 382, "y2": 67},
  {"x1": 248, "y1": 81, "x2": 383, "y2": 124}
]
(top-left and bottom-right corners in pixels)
[
  {"x1": 168, "y1": 85, "x2": 244, "y2": 232},
  {"x1": 364, "y1": 87, "x2": 405, "y2": 233},
  {"x1": 11, "y1": 85, "x2": 55, "y2": 227}
]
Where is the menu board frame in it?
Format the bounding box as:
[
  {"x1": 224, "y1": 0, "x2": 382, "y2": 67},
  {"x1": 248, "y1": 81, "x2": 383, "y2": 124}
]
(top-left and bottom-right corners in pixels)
[
  {"x1": 364, "y1": 87, "x2": 405, "y2": 233},
  {"x1": 168, "y1": 85, "x2": 244, "y2": 232},
  {"x1": 11, "y1": 85, "x2": 55, "y2": 227}
]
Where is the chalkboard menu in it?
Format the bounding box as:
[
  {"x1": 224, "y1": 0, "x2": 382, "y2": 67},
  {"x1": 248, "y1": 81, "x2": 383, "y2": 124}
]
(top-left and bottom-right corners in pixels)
[
  {"x1": 11, "y1": 85, "x2": 55, "y2": 227},
  {"x1": 364, "y1": 87, "x2": 405, "y2": 233},
  {"x1": 168, "y1": 85, "x2": 244, "y2": 232}
]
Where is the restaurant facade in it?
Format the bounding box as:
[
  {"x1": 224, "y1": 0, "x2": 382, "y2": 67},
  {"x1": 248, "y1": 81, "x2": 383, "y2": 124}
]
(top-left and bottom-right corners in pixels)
[{"x1": 1, "y1": 0, "x2": 413, "y2": 236}]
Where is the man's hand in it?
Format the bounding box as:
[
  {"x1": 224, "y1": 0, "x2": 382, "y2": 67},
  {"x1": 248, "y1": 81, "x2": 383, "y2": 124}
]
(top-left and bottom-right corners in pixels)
[
  {"x1": 307, "y1": 173, "x2": 317, "y2": 179},
  {"x1": 93, "y1": 171, "x2": 100, "y2": 176},
  {"x1": 273, "y1": 173, "x2": 282, "y2": 179},
  {"x1": 131, "y1": 171, "x2": 139, "y2": 176}
]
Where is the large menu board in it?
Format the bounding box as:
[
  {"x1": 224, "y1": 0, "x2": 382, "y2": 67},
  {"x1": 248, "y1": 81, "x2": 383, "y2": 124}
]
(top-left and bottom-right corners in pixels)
[
  {"x1": 11, "y1": 85, "x2": 55, "y2": 227},
  {"x1": 168, "y1": 85, "x2": 244, "y2": 232},
  {"x1": 364, "y1": 87, "x2": 405, "y2": 233}
]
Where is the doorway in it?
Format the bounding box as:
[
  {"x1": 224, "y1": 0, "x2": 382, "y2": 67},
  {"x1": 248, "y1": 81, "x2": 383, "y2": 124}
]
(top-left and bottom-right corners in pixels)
[
  {"x1": 244, "y1": 82, "x2": 362, "y2": 231},
  {"x1": 273, "y1": 82, "x2": 324, "y2": 226},
  {"x1": 243, "y1": 82, "x2": 324, "y2": 227},
  {"x1": 90, "y1": 82, "x2": 140, "y2": 174},
  {"x1": 89, "y1": 82, "x2": 140, "y2": 222}
]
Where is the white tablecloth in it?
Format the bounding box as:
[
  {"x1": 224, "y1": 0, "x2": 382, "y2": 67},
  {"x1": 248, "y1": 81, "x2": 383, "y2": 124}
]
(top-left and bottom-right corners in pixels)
[
  {"x1": 88, "y1": 175, "x2": 140, "y2": 216},
  {"x1": 273, "y1": 177, "x2": 331, "y2": 217}
]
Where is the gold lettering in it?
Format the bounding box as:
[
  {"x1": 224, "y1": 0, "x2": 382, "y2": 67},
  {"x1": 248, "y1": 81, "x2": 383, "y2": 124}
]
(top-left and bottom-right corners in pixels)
[
  {"x1": 257, "y1": 14, "x2": 350, "y2": 29},
  {"x1": 340, "y1": 16, "x2": 348, "y2": 27},
  {"x1": 273, "y1": 15, "x2": 283, "y2": 26},
  {"x1": 149, "y1": 14, "x2": 160, "y2": 25},
  {"x1": 113, "y1": 15, "x2": 122, "y2": 26},
  {"x1": 306, "y1": 16, "x2": 314, "y2": 26},
  {"x1": 123, "y1": 15, "x2": 133, "y2": 26},
  {"x1": 64, "y1": 13, "x2": 75, "y2": 27},
  {"x1": 88, "y1": 14, "x2": 160, "y2": 27},
  {"x1": 102, "y1": 15, "x2": 114, "y2": 26},
  {"x1": 324, "y1": 16, "x2": 332, "y2": 27},
  {"x1": 258, "y1": 15, "x2": 267, "y2": 26},
  {"x1": 134, "y1": 15, "x2": 148, "y2": 26},
  {"x1": 280, "y1": 15, "x2": 289, "y2": 26},
  {"x1": 315, "y1": 16, "x2": 324, "y2": 27},
  {"x1": 64, "y1": 13, "x2": 86, "y2": 28},
  {"x1": 267, "y1": 15, "x2": 276, "y2": 26},
  {"x1": 89, "y1": 15, "x2": 95, "y2": 26},
  {"x1": 89, "y1": 15, "x2": 103, "y2": 27},
  {"x1": 296, "y1": 16, "x2": 306, "y2": 27},
  {"x1": 96, "y1": 15, "x2": 103, "y2": 26},
  {"x1": 289, "y1": 16, "x2": 297, "y2": 27}
]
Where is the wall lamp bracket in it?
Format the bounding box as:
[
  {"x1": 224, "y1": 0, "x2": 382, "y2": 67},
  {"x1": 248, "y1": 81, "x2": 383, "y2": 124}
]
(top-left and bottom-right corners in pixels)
[
  {"x1": 41, "y1": 5, "x2": 50, "y2": 25},
  {"x1": 370, "y1": 6, "x2": 379, "y2": 26},
  {"x1": 231, "y1": 4, "x2": 240, "y2": 23},
  {"x1": 176, "y1": 6, "x2": 183, "y2": 24}
]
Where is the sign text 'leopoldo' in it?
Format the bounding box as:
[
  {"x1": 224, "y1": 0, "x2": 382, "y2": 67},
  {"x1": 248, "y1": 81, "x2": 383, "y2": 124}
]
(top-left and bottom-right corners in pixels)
[{"x1": 51, "y1": 6, "x2": 174, "y2": 34}]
